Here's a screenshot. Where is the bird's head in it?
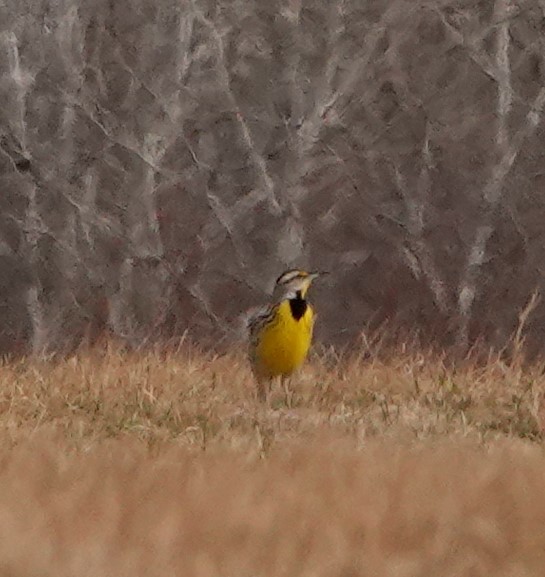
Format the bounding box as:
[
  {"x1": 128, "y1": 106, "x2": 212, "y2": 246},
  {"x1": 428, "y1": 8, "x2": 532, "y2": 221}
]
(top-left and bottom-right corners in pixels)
[{"x1": 273, "y1": 269, "x2": 324, "y2": 300}]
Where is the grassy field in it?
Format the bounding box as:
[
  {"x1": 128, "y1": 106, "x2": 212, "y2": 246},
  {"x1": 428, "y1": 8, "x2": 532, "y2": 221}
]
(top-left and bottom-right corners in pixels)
[{"x1": 1, "y1": 341, "x2": 545, "y2": 575}]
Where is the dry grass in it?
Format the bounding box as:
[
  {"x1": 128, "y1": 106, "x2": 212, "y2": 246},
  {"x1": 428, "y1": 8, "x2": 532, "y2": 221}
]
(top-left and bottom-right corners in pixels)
[
  {"x1": 1, "y1": 342, "x2": 545, "y2": 575},
  {"x1": 0, "y1": 342, "x2": 543, "y2": 450}
]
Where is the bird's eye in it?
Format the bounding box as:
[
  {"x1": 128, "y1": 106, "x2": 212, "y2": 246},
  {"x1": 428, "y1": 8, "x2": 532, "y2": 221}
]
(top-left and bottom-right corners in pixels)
[{"x1": 277, "y1": 270, "x2": 301, "y2": 284}]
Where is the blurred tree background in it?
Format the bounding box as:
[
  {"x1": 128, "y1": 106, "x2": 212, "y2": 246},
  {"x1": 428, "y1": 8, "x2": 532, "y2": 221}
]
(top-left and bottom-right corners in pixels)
[{"x1": 1, "y1": 0, "x2": 545, "y2": 355}]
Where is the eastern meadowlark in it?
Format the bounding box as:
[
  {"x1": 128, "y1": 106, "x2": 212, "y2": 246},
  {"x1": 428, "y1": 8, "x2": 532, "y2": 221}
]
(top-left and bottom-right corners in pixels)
[{"x1": 248, "y1": 269, "x2": 322, "y2": 401}]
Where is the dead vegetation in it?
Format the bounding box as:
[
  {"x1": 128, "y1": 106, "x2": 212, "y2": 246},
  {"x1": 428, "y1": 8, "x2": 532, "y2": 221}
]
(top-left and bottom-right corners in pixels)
[
  {"x1": 0, "y1": 342, "x2": 543, "y2": 575},
  {"x1": 2, "y1": 435, "x2": 545, "y2": 576},
  {"x1": 4, "y1": 0, "x2": 545, "y2": 356},
  {"x1": 0, "y1": 340, "x2": 543, "y2": 451}
]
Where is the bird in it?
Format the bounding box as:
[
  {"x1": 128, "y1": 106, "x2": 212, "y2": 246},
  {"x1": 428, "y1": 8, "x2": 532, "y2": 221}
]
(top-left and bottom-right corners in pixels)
[{"x1": 248, "y1": 269, "x2": 323, "y2": 402}]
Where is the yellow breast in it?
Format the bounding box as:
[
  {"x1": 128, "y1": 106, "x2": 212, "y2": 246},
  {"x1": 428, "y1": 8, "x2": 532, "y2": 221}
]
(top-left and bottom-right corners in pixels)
[{"x1": 254, "y1": 299, "x2": 315, "y2": 379}]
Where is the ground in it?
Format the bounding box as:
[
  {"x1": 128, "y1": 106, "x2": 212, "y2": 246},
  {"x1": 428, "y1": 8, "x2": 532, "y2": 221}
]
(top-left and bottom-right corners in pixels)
[{"x1": 0, "y1": 341, "x2": 544, "y2": 576}]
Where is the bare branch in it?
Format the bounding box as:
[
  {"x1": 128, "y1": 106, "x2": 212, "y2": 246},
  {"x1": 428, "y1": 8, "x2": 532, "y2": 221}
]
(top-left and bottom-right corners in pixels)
[
  {"x1": 192, "y1": 4, "x2": 281, "y2": 215},
  {"x1": 391, "y1": 128, "x2": 450, "y2": 315},
  {"x1": 456, "y1": 0, "x2": 545, "y2": 346}
]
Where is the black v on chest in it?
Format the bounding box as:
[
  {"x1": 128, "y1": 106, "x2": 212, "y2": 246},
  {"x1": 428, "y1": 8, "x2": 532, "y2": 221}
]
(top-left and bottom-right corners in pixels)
[{"x1": 289, "y1": 290, "x2": 308, "y2": 321}]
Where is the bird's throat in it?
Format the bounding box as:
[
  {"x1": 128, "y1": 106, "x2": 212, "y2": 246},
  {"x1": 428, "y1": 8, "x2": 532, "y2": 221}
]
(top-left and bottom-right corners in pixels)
[{"x1": 289, "y1": 291, "x2": 308, "y2": 321}]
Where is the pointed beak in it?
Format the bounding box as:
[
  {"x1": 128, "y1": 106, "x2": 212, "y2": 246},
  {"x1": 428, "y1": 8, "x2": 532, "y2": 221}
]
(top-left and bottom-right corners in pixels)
[{"x1": 309, "y1": 271, "x2": 328, "y2": 281}]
